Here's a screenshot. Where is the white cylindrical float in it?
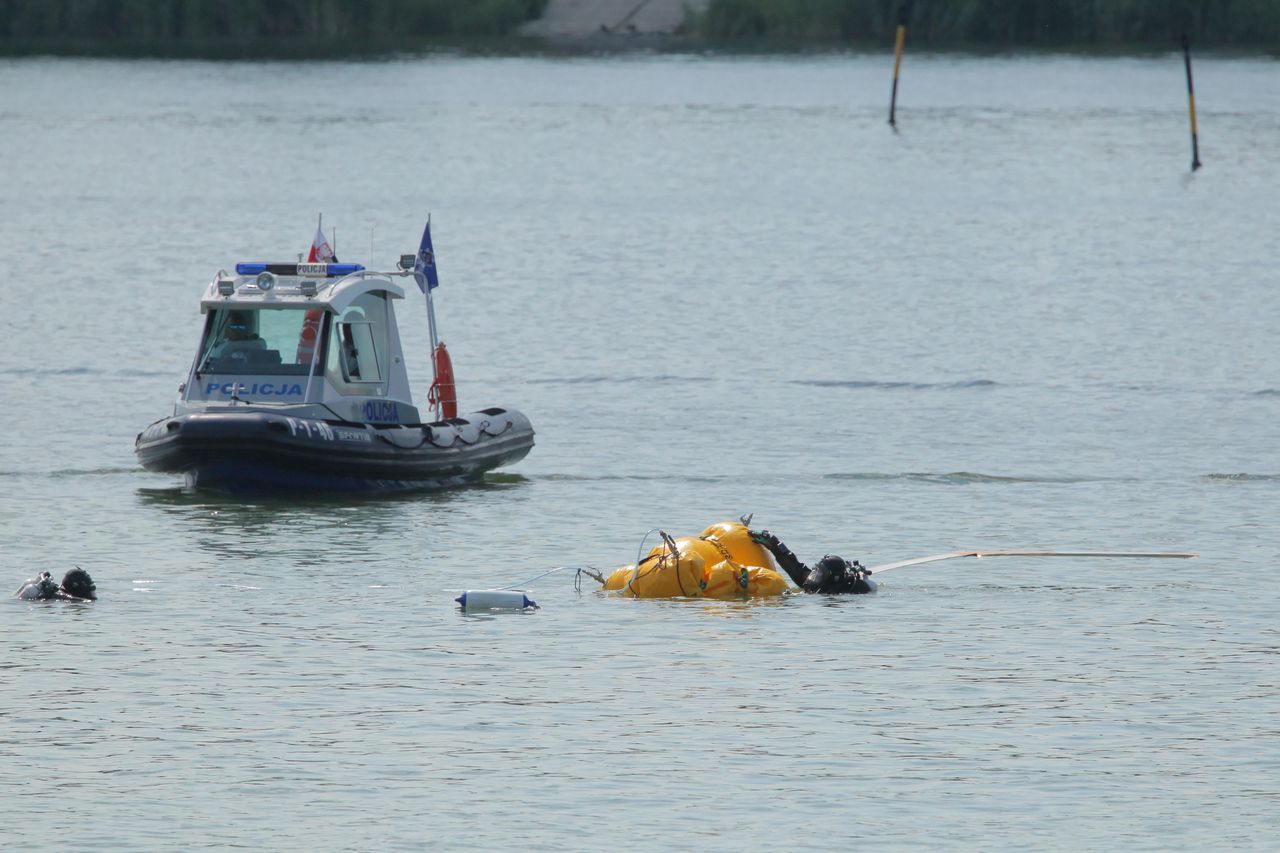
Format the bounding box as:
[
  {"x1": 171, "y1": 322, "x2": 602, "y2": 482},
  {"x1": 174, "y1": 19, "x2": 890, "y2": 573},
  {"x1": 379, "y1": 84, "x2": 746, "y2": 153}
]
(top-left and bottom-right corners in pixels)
[{"x1": 455, "y1": 590, "x2": 538, "y2": 612}]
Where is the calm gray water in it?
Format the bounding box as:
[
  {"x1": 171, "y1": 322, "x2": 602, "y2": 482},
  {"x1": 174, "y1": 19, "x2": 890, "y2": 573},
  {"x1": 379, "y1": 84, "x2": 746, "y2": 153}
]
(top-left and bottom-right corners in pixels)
[{"x1": 2, "y1": 51, "x2": 1277, "y2": 849}]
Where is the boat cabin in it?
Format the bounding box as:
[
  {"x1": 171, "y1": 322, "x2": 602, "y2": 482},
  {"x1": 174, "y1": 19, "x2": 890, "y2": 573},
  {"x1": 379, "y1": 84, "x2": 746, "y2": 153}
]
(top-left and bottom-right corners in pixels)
[{"x1": 180, "y1": 262, "x2": 422, "y2": 424}]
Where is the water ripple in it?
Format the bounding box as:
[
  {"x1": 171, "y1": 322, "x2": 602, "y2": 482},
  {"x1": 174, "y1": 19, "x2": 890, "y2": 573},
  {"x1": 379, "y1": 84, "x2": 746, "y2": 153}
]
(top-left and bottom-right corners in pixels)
[
  {"x1": 1203, "y1": 473, "x2": 1280, "y2": 482},
  {"x1": 794, "y1": 378, "x2": 998, "y2": 391},
  {"x1": 824, "y1": 471, "x2": 1127, "y2": 485},
  {"x1": 526, "y1": 374, "x2": 712, "y2": 385},
  {"x1": 541, "y1": 472, "x2": 731, "y2": 483},
  {"x1": 1, "y1": 366, "x2": 174, "y2": 377},
  {"x1": 0, "y1": 467, "x2": 141, "y2": 478}
]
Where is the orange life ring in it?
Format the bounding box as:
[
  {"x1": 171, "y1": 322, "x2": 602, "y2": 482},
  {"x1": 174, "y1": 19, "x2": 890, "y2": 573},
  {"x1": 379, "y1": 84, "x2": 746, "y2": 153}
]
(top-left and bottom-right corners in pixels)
[
  {"x1": 427, "y1": 342, "x2": 458, "y2": 419},
  {"x1": 296, "y1": 309, "x2": 324, "y2": 364}
]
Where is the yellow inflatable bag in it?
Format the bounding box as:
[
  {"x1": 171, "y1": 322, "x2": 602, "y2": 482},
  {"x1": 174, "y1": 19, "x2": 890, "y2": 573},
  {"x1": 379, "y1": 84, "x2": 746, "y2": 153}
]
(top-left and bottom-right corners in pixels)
[
  {"x1": 699, "y1": 520, "x2": 776, "y2": 571},
  {"x1": 701, "y1": 560, "x2": 790, "y2": 599},
  {"x1": 600, "y1": 522, "x2": 793, "y2": 600},
  {"x1": 602, "y1": 564, "x2": 634, "y2": 592},
  {"x1": 672, "y1": 535, "x2": 726, "y2": 571},
  {"x1": 603, "y1": 548, "x2": 705, "y2": 598}
]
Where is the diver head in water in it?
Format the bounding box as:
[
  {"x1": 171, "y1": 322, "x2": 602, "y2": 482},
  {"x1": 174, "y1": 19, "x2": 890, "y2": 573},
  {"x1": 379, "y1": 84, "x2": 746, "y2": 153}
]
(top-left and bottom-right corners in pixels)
[
  {"x1": 59, "y1": 567, "x2": 96, "y2": 600},
  {"x1": 15, "y1": 567, "x2": 96, "y2": 601},
  {"x1": 750, "y1": 530, "x2": 877, "y2": 595},
  {"x1": 802, "y1": 554, "x2": 875, "y2": 595}
]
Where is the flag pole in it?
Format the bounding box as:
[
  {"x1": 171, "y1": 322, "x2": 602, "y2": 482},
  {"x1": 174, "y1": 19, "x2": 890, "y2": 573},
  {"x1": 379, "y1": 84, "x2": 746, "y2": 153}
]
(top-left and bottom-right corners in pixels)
[
  {"x1": 426, "y1": 283, "x2": 440, "y2": 372},
  {"x1": 425, "y1": 215, "x2": 440, "y2": 350},
  {"x1": 420, "y1": 216, "x2": 442, "y2": 421}
]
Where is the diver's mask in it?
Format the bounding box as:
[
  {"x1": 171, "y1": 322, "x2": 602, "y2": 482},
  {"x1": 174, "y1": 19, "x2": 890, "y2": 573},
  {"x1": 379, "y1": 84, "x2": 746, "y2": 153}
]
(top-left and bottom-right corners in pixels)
[{"x1": 803, "y1": 556, "x2": 850, "y2": 593}]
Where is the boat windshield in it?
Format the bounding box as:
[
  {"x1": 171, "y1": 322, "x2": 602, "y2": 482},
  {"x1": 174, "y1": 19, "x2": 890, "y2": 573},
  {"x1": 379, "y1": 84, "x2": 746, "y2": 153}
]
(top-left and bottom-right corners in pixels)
[{"x1": 196, "y1": 307, "x2": 327, "y2": 376}]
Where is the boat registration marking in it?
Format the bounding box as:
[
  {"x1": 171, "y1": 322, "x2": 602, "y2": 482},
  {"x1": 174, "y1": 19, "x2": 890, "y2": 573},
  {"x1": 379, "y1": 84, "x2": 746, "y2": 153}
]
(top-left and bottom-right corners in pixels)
[
  {"x1": 287, "y1": 418, "x2": 335, "y2": 441},
  {"x1": 280, "y1": 419, "x2": 371, "y2": 443}
]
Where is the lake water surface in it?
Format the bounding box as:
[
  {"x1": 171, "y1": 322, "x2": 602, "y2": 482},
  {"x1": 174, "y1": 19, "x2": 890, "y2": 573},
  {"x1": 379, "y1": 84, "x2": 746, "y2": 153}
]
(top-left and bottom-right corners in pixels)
[{"x1": 1, "y1": 51, "x2": 1277, "y2": 849}]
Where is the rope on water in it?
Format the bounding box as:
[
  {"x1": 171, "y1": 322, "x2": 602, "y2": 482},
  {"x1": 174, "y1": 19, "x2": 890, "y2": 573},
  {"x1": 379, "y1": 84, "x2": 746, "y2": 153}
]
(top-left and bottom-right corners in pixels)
[
  {"x1": 660, "y1": 530, "x2": 691, "y2": 597},
  {"x1": 488, "y1": 523, "x2": 689, "y2": 596},
  {"x1": 627, "y1": 528, "x2": 668, "y2": 595},
  {"x1": 493, "y1": 565, "x2": 601, "y2": 593}
]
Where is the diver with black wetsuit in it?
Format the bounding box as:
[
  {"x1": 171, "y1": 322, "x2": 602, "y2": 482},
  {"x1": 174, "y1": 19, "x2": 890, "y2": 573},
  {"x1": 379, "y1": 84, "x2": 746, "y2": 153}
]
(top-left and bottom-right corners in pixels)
[
  {"x1": 14, "y1": 568, "x2": 97, "y2": 602},
  {"x1": 750, "y1": 530, "x2": 876, "y2": 594}
]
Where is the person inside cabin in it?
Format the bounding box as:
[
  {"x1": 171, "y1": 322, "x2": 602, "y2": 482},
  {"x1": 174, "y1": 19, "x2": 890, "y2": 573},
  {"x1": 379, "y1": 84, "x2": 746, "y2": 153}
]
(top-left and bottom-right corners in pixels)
[
  {"x1": 214, "y1": 310, "x2": 267, "y2": 363},
  {"x1": 749, "y1": 530, "x2": 875, "y2": 594},
  {"x1": 224, "y1": 311, "x2": 264, "y2": 345},
  {"x1": 337, "y1": 310, "x2": 365, "y2": 380},
  {"x1": 15, "y1": 567, "x2": 97, "y2": 602}
]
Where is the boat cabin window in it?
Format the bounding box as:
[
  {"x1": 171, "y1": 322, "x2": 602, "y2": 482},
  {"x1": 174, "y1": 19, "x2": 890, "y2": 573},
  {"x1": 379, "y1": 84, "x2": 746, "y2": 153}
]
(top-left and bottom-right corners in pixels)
[
  {"x1": 325, "y1": 292, "x2": 389, "y2": 396},
  {"x1": 197, "y1": 308, "x2": 327, "y2": 376}
]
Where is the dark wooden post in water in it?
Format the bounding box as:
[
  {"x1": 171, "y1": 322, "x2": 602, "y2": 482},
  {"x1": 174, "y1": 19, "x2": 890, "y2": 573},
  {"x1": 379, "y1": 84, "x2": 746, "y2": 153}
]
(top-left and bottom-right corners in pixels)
[
  {"x1": 888, "y1": 6, "x2": 908, "y2": 129},
  {"x1": 1182, "y1": 33, "x2": 1203, "y2": 171}
]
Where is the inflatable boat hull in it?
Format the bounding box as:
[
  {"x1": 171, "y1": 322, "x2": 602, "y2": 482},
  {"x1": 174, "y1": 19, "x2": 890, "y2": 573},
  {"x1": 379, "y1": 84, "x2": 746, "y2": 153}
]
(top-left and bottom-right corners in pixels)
[{"x1": 135, "y1": 408, "x2": 534, "y2": 494}]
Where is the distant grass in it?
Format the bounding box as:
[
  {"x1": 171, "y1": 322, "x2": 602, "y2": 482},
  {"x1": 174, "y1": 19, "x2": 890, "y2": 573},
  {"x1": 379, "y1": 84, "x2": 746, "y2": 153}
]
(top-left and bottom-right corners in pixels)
[
  {"x1": 691, "y1": 0, "x2": 1280, "y2": 47},
  {"x1": 0, "y1": 34, "x2": 542, "y2": 60},
  {"x1": 0, "y1": 0, "x2": 549, "y2": 42}
]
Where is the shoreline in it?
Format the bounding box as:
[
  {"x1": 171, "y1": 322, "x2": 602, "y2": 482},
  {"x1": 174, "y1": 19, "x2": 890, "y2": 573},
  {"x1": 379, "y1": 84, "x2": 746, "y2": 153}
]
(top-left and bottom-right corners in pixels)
[{"x1": 2, "y1": 35, "x2": 1278, "y2": 61}]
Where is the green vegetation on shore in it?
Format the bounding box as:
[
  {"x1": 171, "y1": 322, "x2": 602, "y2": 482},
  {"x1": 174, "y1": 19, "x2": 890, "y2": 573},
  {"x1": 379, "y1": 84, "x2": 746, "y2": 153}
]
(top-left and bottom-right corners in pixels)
[
  {"x1": 3, "y1": 0, "x2": 1277, "y2": 53},
  {"x1": 0, "y1": 0, "x2": 548, "y2": 41},
  {"x1": 694, "y1": 0, "x2": 1280, "y2": 46}
]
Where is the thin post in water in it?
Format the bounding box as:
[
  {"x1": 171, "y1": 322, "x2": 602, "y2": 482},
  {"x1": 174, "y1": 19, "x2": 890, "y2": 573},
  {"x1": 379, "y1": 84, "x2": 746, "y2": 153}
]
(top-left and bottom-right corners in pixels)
[
  {"x1": 1182, "y1": 33, "x2": 1202, "y2": 171},
  {"x1": 888, "y1": 5, "x2": 908, "y2": 129}
]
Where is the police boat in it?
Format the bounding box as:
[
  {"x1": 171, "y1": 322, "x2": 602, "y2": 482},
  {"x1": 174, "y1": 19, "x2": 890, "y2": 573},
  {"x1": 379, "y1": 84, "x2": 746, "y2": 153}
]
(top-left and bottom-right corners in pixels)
[{"x1": 135, "y1": 224, "x2": 534, "y2": 494}]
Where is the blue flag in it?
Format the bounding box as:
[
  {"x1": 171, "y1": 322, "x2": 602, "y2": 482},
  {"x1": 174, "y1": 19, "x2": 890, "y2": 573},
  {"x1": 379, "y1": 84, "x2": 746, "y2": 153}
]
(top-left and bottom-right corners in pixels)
[{"x1": 413, "y1": 220, "x2": 440, "y2": 292}]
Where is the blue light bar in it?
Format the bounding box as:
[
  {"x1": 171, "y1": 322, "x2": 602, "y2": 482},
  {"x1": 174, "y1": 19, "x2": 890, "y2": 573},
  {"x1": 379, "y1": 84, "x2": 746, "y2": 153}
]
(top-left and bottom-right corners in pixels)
[
  {"x1": 322, "y1": 263, "x2": 365, "y2": 276},
  {"x1": 234, "y1": 262, "x2": 366, "y2": 277}
]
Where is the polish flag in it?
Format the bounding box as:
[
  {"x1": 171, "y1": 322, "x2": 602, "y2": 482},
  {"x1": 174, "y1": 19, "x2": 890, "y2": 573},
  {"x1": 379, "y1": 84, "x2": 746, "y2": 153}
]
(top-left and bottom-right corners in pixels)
[
  {"x1": 298, "y1": 220, "x2": 334, "y2": 364},
  {"x1": 308, "y1": 223, "x2": 336, "y2": 262}
]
